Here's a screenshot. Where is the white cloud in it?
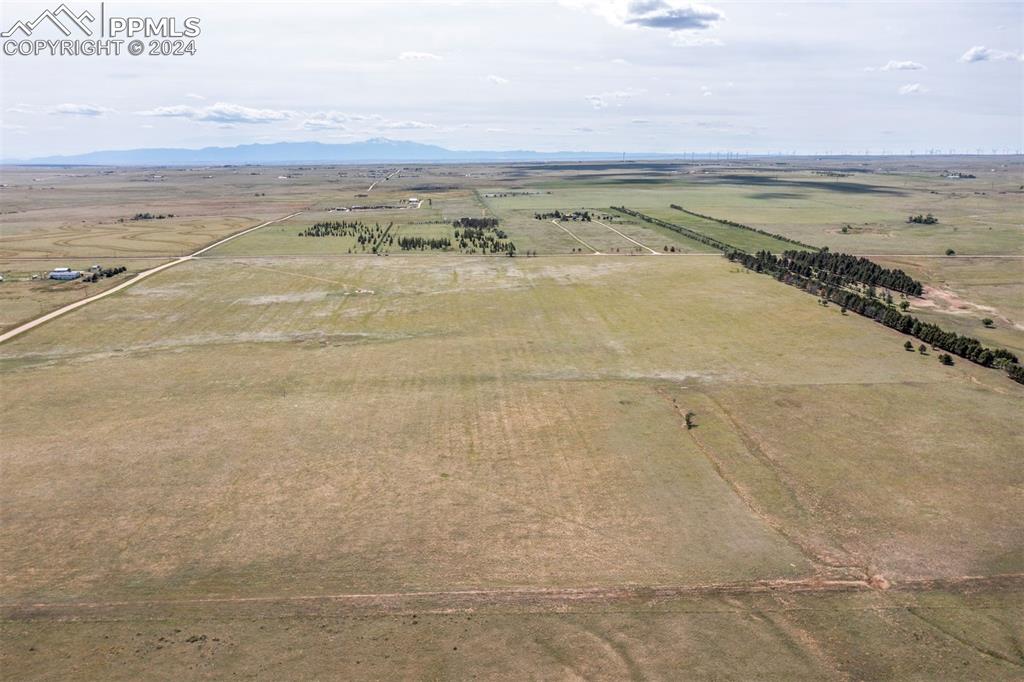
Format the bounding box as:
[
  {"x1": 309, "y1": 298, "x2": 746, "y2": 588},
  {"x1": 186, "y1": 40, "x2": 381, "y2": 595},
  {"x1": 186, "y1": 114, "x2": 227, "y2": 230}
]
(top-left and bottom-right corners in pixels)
[
  {"x1": 399, "y1": 51, "x2": 442, "y2": 61},
  {"x1": 302, "y1": 112, "x2": 350, "y2": 131},
  {"x1": 567, "y1": 0, "x2": 723, "y2": 32},
  {"x1": 184, "y1": 93, "x2": 206, "y2": 100},
  {"x1": 898, "y1": 83, "x2": 927, "y2": 95},
  {"x1": 299, "y1": 111, "x2": 438, "y2": 132},
  {"x1": 700, "y1": 85, "x2": 713, "y2": 97},
  {"x1": 381, "y1": 120, "x2": 436, "y2": 129},
  {"x1": 880, "y1": 60, "x2": 926, "y2": 71},
  {"x1": 486, "y1": 74, "x2": 509, "y2": 85},
  {"x1": 50, "y1": 103, "x2": 113, "y2": 117},
  {"x1": 585, "y1": 89, "x2": 641, "y2": 109},
  {"x1": 138, "y1": 102, "x2": 294, "y2": 124},
  {"x1": 959, "y1": 45, "x2": 1023, "y2": 63}
]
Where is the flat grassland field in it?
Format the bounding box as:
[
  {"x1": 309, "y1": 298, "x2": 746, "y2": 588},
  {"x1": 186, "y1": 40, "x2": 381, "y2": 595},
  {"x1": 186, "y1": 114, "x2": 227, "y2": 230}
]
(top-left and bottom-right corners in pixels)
[{"x1": 1, "y1": 159, "x2": 1022, "y2": 679}]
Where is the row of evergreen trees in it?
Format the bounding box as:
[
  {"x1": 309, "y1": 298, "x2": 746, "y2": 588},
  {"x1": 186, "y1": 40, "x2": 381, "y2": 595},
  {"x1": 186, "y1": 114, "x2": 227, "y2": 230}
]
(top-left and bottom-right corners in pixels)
[
  {"x1": 534, "y1": 210, "x2": 595, "y2": 221},
  {"x1": 618, "y1": 208, "x2": 921, "y2": 297},
  {"x1": 456, "y1": 226, "x2": 509, "y2": 241},
  {"x1": 299, "y1": 220, "x2": 366, "y2": 237},
  {"x1": 397, "y1": 236, "x2": 452, "y2": 251},
  {"x1": 669, "y1": 204, "x2": 817, "y2": 250},
  {"x1": 778, "y1": 249, "x2": 924, "y2": 295},
  {"x1": 728, "y1": 250, "x2": 1022, "y2": 383},
  {"x1": 452, "y1": 217, "x2": 499, "y2": 229}
]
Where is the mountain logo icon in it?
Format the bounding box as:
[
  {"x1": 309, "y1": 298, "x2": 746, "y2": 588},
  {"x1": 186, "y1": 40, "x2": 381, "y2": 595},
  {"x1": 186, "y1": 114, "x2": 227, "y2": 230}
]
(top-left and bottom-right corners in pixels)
[{"x1": 2, "y1": 4, "x2": 95, "y2": 38}]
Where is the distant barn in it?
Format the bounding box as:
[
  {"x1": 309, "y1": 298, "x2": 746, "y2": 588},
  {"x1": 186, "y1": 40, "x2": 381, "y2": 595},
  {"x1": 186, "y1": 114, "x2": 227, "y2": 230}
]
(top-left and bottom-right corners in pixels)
[{"x1": 48, "y1": 268, "x2": 81, "y2": 281}]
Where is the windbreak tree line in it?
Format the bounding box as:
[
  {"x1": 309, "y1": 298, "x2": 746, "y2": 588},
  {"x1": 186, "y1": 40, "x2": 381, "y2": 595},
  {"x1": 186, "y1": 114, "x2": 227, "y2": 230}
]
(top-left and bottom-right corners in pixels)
[
  {"x1": 452, "y1": 217, "x2": 500, "y2": 230},
  {"x1": 398, "y1": 236, "x2": 452, "y2": 251},
  {"x1": 669, "y1": 204, "x2": 818, "y2": 250},
  {"x1": 778, "y1": 249, "x2": 924, "y2": 296},
  {"x1": 533, "y1": 210, "x2": 607, "y2": 222},
  {"x1": 299, "y1": 220, "x2": 367, "y2": 237},
  {"x1": 612, "y1": 207, "x2": 739, "y2": 252},
  {"x1": 728, "y1": 250, "x2": 1022, "y2": 384}
]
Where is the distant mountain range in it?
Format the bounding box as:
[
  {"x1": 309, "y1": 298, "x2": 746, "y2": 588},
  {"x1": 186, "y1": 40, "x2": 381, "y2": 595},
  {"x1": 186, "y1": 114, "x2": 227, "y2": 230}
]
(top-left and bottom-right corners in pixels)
[{"x1": 10, "y1": 138, "x2": 685, "y2": 166}]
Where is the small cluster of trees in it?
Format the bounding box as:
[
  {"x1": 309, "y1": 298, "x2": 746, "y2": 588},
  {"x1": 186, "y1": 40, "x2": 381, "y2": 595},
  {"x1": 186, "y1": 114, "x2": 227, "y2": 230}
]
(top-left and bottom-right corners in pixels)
[
  {"x1": 907, "y1": 213, "x2": 938, "y2": 224},
  {"x1": 778, "y1": 249, "x2": 924, "y2": 295},
  {"x1": 456, "y1": 227, "x2": 516, "y2": 255},
  {"x1": 98, "y1": 265, "x2": 126, "y2": 278},
  {"x1": 904, "y1": 340, "x2": 930, "y2": 354},
  {"x1": 450, "y1": 219, "x2": 516, "y2": 254},
  {"x1": 84, "y1": 265, "x2": 127, "y2": 283},
  {"x1": 669, "y1": 204, "x2": 818, "y2": 250},
  {"x1": 728, "y1": 250, "x2": 1022, "y2": 384},
  {"x1": 127, "y1": 212, "x2": 173, "y2": 221},
  {"x1": 534, "y1": 210, "x2": 604, "y2": 222}
]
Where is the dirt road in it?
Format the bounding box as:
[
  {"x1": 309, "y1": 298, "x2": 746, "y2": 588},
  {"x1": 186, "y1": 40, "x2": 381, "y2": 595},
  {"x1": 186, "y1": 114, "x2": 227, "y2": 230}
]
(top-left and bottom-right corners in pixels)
[{"x1": 0, "y1": 212, "x2": 303, "y2": 344}]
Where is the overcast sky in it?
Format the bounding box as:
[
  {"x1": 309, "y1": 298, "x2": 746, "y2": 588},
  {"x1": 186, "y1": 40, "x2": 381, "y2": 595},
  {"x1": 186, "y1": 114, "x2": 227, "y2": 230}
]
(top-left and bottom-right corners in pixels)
[{"x1": 1, "y1": 0, "x2": 1022, "y2": 157}]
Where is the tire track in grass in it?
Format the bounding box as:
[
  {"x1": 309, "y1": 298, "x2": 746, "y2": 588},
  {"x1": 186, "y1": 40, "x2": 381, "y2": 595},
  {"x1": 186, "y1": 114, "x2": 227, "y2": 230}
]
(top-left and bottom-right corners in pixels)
[
  {"x1": 593, "y1": 219, "x2": 660, "y2": 254},
  {"x1": 906, "y1": 606, "x2": 1024, "y2": 670},
  {"x1": 6, "y1": 575, "x2": 1023, "y2": 621},
  {"x1": 654, "y1": 385, "x2": 870, "y2": 581},
  {"x1": 550, "y1": 219, "x2": 601, "y2": 254}
]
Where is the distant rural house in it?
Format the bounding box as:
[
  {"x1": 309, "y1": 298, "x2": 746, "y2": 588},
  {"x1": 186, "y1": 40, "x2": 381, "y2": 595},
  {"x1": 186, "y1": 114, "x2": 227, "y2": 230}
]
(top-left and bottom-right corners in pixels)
[{"x1": 48, "y1": 267, "x2": 81, "y2": 281}]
